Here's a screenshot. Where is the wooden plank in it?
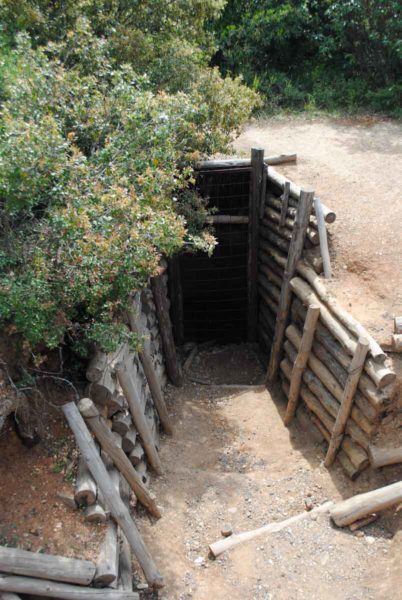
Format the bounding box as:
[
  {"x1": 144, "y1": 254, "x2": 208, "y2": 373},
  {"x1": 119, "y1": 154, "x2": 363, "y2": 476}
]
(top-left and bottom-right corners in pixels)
[
  {"x1": 266, "y1": 189, "x2": 314, "y2": 384},
  {"x1": 78, "y1": 398, "x2": 161, "y2": 513},
  {"x1": 284, "y1": 304, "x2": 320, "y2": 425},
  {"x1": 127, "y1": 308, "x2": 173, "y2": 435},
  {"x1": 0, "y1": 575, "x2": 139, "y2": 599},
  {"x1": 61, "y1": 402, "x2": 163, "y2": 589},
  {"x1": 324, "y1": 338, "x2": 369, "y2": 467},
  {"x1": 168, "y1": 256, "x2": 184, "y2": 345},
  {"x1": 0, "y1": 547, "x2": 95, "y2": 586},
  {"x1": 151, "y1": 275, "x2": 183, "y2": 386},
  {"x1": 248, "y1": 148, "x2": 265, "y2": 342}
]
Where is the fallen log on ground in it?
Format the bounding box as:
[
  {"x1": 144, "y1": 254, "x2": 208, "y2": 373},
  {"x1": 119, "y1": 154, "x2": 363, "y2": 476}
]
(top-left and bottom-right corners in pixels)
[
  {"x1": 368, "y1": 445, "x2": 402, "y2": 469},
  {"x1": 330, "y1": 481, "x2": 402, "y2": 527},
  {"x1": 62, "y1": 401, "x2": 163, "y2": 589},
  {"x1": 0, "y1": 575, "x2": 139, "y2": 599},
  {"x1": 94, "y1": 521, "x2": 119, "y2": 588},
  {"x1": 209, "y1": 502, "x2": 334, "y2": 558},
  {"x1": 0, "y1": 547, "x2": 95, "y2": 586}
]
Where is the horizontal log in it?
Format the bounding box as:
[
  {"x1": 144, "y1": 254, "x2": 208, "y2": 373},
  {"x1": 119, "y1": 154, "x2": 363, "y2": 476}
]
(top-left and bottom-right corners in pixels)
[
  {"x1": 258, "y1": 249, "x2": 284, "y2": 277},
  {"x1": 260, "y1": 226, "x2": 289, "y2": 253},
  {"x1": 290, "y1": 277, "x2": 395, "y2": 388},
  {"x1": 195, "y1": 154, "x2": 297, "y2": 170},
  {"x1": 291, "y1": 298, "x2": 391, "y2": 411},
  {"x1": 94, "y1": 521, "x2": 118, "y2": 588},
  {"x1": 205, "y1": 215, "x2": 248, "y2": 224},
  {"x1": 330, "y1": 481, "x2": 402, "y2": 527},
  {"x1": 112, "y1": 412, "x2": 132, "y2": 437},
  {"x1": 0, "y1": 547, "x2": 95, "y2": 586},
  {"x1": 75, "y1": 457, "x2": 97, "y2": 506},
  {"x1": 263, "y1": 207, "x2": 319, "y2": 245},
  {"x1": 297, "y1": 260, "x2": 386, "y2": 363},
  {"x1": 259, "y1": 263, "x2": 283, "y2": 289},
  {"x1": 368, "y1": 445, "x2": 402, "y2": 469},
  {"x1": 267, "y1": 167, "x2": 336, "y2": 223},
  {"x1": 0, "y1": 575, "x2": 139, "y2": 599}
]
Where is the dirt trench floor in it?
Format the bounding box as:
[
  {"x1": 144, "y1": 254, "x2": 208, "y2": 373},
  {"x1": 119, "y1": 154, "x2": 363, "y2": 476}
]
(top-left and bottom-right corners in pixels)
[{"x1": 141, "y1": 345, "x2": 402, "y2": 600}]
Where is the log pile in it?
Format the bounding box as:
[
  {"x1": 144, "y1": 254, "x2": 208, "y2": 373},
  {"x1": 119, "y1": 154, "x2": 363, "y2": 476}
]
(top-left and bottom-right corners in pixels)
[{"x1": 257, "y1": 168, "x2": 396, "y2": 478}]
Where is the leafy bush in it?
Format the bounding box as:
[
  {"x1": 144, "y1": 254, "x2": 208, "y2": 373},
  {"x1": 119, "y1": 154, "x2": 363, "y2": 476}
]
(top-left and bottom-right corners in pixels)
[
  {"x1": 0, "y1": 9, "x2": 259, "y2": 356},
  {"x1": 214, "y1": 0, "x2": 401, "y2": 115}
]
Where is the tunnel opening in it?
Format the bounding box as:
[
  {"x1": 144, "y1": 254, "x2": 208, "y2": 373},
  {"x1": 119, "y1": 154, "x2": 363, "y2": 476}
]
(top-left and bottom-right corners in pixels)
[{"x1": 178, "y1": 167, "x2": 251, "y2": 344}]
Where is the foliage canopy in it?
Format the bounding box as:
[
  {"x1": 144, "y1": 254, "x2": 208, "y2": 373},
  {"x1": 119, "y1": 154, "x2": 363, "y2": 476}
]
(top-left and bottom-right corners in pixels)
[{"x1": 0, "y1": 2, "x2": 259, "y2": 356}]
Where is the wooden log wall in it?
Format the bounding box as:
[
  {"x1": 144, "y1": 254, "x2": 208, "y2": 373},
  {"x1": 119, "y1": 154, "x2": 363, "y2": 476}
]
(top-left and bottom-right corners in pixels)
[{"x1": 257, "y1": 167, "x2": 396, "y2": 479}]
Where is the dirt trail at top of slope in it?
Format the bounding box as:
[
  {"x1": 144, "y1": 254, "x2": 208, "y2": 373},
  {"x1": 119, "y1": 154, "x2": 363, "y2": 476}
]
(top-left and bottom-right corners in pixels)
[{"x1": 234, "y1": 115, "x2": 402, "y2": 339}]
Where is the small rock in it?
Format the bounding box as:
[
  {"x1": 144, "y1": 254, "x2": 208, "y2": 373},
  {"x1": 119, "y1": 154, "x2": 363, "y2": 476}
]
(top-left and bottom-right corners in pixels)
[
  {"x1": 355, "y1": 531, "x2": 365, "y2": 538},
  {"x1": 194, "y1": 556, "x2": 204, "y2": 566},
  {"x1": 221, "y1": 524, "x2": 233, "y2": 538},
  {"x1": 304, "y1": 498, "x2": 314, "y2": 511},
  {"x1": 366, "y1": 536, "x2": 376, "y2": 545}
]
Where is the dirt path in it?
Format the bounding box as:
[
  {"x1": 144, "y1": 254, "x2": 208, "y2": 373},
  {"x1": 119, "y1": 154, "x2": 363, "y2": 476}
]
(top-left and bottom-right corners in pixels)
[
  {"x1": 234, "y1": 115, "x2": 402, "y2": 338},
  {"x1": 140, "y1": 345, "x2": 402, "y2": 599}
]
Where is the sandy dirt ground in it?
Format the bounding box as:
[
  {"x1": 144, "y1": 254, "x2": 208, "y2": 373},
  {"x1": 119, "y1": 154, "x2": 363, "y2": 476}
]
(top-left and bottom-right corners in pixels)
[
  {"x1": 234, "y1": 115, "x2": 402, "y2": 339},
  {"x1": 141, "y1": 345, "x2": 402, "y2": 600}
]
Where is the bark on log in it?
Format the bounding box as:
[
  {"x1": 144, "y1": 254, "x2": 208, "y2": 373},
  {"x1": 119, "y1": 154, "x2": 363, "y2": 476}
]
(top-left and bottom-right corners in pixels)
[
  {"x1": 368, "y1": 445, "x2": 402, "y2": 469},
  {"x1": 263, "y1": 207, "x2": 319, "y2": 245},
  {"x1": 266, "y1": 195, "x2": 318, "y2": 228},
  {"x1": 258, "y1": 249, "x2": 285, "y2": 278},
  {"x1": 195, "y1": 154, "x2": 297, "y2": 170},
  {"x1": 313, "y1": 198, "x2": 332, "y2": 278},
  {"x1": 127, "y1": 309, "x2": 173, "y2": 435},
  {"x1": 291, "y1": 298, "x2": 391, "y2": 409},
  {"x1": 283, "y1": 343, "x2": 371, "y2": 448},
  {"x1": 286, "y1": 325, "x2": 374, "y2": 435},
  {"x1": 296, "y1": 261, "x2": 386, "y2": 363},
  {"x1": 61, "y1": 402, "x2": 163, "y2": 588},
  {"x1": 209, "y1": 502, "x2": 333, "y2": 558},
  {"x1": 281, "y1": 359, "x2": 369, "y2": 464},
  {"x1": 279, "y1": 181, "x2": 290, "y2": 228},
  {"x1": 0, "y1": 547, "x2": 95, "y2": 586},
  {"x1": 117, "y1": 531, "x2": 132, "y2": 591},
  {"x1": 325, "y1": 338, "x2": 369, "y2": 467},
  {"x1": 75, "y1": 457, "x2": 97, "y2": 506},
  {"x1": 151, "y1": 275, "x2": 183, "y2": 387},
  {"x1": 115, "y1": 363, "x2": 163, "y2": 475},
  {"x1": 122, "y1": 427, "x2": 137, "y2": 454},
  {"x1": 267, "y1": 168, "x2": 336, "y2": 223},
  {"x1": 0, "y1": 575, "x2": 139, "y2": 599},
  {"x1": 330, "y1": 481, "x2": 402, "y2": 527},
  {"x1": 284, "y1": 305, "x2": 320, "y2": 425},
  {"x1": 112, "y1": 412, "x2": 132, "y2": 437},
  {"x1": 84, "y1": 504, "x2": 108, "y2": 524},
  {"x1": 266, "y1": 189, "x2": 315, "y2": 384},
  {"x1": 78, "y1": 398, "x2": 161, "y2": 516},
  {"x1": 260, "y1": 225, "x2": 290, "y2": 253},
  {"x1": 0, "y1": 593, "x2": 21, "y2": 600},
  {"x1": 94, "y1": 521, "x2": 119, "y2": 588},
  {"x1": 259, "y1": 263, "x2": 283, "y2": 289},
  {"x1": 258, "y1": 286, "x2": 279, "y2": 317},
  {"x1": 290, "y1": 277, "x2": 395, "y2": 388}
]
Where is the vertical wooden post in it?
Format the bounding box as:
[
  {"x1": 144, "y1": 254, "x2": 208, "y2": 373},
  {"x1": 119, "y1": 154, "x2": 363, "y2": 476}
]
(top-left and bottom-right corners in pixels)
[
  {"x1": 151, "y1": 274, "x2": 183, "y2": 386},
  {"x1": 168, "y1": 256, "x2": 184, "y2": 345},
  {"x1": 324, "y1": 338, "x2": 369, "y2": 467},
  {"x1": 279, "y1": 181, "x2": 290, "y2": 228},
  {"x1": 314, "y1": 197, "x2": 332, "y2": 279},
  {"x1": 248, "y1": 147, "x2": 265, "y2": 342},
  {"x1": 266, "y1": 188, "x2": 315, "y2": 385},
  {"x1": 284, "y1": 304, "x2": 320, "y2": 425}
]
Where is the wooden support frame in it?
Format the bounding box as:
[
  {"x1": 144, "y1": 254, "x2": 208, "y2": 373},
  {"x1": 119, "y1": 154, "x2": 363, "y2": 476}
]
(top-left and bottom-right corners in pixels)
[
  {"x1": 284, "y1": 304, "x2": 320, "y2": 425},
  {"x1": 61, "y1": 402, "x2": 163, "y2": 589},
  {"x1": 324, "y1": 338, "x2": 369, "y2": 467},
  {"x1": 266, "y1": 189, "x2": 315, "y2": 384},
  {"x1": 151, "y1": 274, "x2": 183, "y2": 386},
  {"x1": 248, "y1": 147, "x2": 265, "y2": 342},
  {"x1": 314, "y1": 197, "x2": 332, "y2": 279}
]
